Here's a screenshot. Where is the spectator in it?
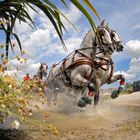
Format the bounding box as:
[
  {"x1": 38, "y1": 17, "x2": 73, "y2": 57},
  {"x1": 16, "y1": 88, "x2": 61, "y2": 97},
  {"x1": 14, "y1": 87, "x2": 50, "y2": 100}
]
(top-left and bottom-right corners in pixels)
[{"x1": 23, "y1": 73, "x2": 30, "y2": 81}]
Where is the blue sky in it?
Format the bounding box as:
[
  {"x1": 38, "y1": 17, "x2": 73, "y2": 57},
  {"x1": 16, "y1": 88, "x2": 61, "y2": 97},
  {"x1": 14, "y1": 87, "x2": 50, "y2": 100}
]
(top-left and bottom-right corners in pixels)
[{"x1": 1, "y1": 0, "x2": 140, "y2": 86}]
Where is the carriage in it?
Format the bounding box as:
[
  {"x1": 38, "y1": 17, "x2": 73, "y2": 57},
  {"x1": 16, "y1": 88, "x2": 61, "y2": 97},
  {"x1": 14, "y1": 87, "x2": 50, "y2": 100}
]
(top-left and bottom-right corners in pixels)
[{"x1": 133, "y1": 80, "x2": 140, "y2": 92}]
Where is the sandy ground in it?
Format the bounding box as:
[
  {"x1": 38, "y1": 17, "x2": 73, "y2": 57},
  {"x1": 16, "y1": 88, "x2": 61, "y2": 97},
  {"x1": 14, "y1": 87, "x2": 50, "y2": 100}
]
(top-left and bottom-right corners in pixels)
[{"x1": 1, "y1": 92, "x2": 140, "y2": 140}]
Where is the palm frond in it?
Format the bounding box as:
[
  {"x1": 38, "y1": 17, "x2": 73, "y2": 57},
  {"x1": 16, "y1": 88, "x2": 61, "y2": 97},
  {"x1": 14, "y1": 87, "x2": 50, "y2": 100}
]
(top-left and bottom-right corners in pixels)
[
  {"x1": 70, "y1": 0, "x2": 97, "y2": 33},
  {"x1": 83, "y1": 0, "x2": 101, "y2": 21},
  {"x1": 0, "y1": 0, "x2": 101, "y2": 58}
]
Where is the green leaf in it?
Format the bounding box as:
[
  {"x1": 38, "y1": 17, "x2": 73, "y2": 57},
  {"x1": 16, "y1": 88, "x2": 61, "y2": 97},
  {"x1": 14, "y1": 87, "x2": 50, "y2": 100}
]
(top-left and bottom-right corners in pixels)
[
  {"x1": 44, "y1": 0, "x2": 77, "y2": 31},
  {"x1": 20, "y1": 5, "x2": 36, "y2": 29},
  {"x1": 9, "y1": 40, "x2": 14, "y2": 54},
  {"x1": 0, "y1": 26, "x2": 22, "y2": 57},
  {"x1": 46, "y1": 6, "x2": 66, "y2": 33},
  {"x1": 60, "y1": 0, "x2": 68, "y2": 8},
  {"x1": 30, "y1": 1, "x2": 67, "y2": 50},
  {"x1": 83, "y1": 0, "x2": 101, "y2": 21},
  {"x1": 5, "y1": 25, "x2": 11, "y2": 59},
  {"x1": 11, "y1": 32, "x2": 22, "y2": 54},
  {"x1": 70, "y1": 0, "x2": 97, "y2": 33}
]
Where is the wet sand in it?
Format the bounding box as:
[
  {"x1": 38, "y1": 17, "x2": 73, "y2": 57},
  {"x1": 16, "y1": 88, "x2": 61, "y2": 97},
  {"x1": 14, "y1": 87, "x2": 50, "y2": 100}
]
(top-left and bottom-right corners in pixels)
[{"x1": 1, "y1": 92, "x2": 140, "y2": 140}]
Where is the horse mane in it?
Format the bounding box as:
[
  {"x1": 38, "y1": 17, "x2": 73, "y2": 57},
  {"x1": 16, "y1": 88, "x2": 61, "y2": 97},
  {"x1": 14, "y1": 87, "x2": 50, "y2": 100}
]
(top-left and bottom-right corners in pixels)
[{"x1": 79, "y1": 29, "x2": 93, "y2": 48}]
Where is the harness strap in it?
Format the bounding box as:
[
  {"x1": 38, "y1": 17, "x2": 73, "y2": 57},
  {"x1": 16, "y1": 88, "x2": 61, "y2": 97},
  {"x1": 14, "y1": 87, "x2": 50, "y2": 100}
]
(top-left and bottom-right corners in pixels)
[
  {"x1": 97, "y1": 61, "x2": 109, "y2": 71},
  {"x1": 95, "y1": 56, "x2": 110, "y2": 62},
  {"x1": 76, "y1": 50, "x2": 93, "y2": 61},
  {"x1": 62, "y1": 57, "x2": 114, "y2": 84},
  {"x1": 63, "y1": 58, "x2": 95, "y2": 71},
  {"x1": 94, "y1": 58, "x2": 114, "y2": 82},
  {"x1": 62, "y1": 58, "x2": 96, "y2": 82},
  {"x1": 95, "y1": 57, "x2": 114, "y2": 71}
]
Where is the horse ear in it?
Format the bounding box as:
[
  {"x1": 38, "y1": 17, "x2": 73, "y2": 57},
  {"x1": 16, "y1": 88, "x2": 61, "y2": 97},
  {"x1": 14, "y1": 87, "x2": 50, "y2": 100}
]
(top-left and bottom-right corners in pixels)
[
  {"x1": 107, "y1": 24, "x2": 111, "y2": 32},
  {"x1": 100, "y1": 19, "x2": 107, "y2": 27}
]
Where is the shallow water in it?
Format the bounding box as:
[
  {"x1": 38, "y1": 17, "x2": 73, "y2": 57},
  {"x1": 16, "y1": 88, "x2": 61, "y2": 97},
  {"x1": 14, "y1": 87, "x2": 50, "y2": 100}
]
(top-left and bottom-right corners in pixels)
[
  {"x1": 43, "y1": 92, "x2": 140, "y2": 129},
  {"x1": 1, "y1": 92, "x2": 140, "y2": 130},
  {"x1": 1, "y1": 93, "x2": 140, "y2": 140}
]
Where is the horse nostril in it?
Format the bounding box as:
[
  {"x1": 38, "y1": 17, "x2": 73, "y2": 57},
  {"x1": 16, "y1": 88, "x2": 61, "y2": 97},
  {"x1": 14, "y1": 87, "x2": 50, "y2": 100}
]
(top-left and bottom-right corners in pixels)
[
  {"x1": 108, "y1": 46, "x2": 114, "y2": 52},
  {"x1": 118, "y1": 43, "x2": 123, "y2": 49},
  {"x1": 120, "y1": 45, "x2": 124, "y2": 51}
]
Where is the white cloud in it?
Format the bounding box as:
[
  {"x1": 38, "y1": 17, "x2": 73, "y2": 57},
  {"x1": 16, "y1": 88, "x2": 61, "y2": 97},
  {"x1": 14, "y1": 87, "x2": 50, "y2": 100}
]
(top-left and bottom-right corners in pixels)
[
  {"x1": 39, "y1": 4, "x2": 82, "y2": 32},
  {"x1": 115, "y1": 58, "x2": 140, "y2": 81},
  {"x1": 17, "y1": 3, "x2": 83, "y2": 57},
  {"x1": 5, "y1": 59, "x2": 40, "y2": 79},
  {"x1": 61, "y1": 4, "x2": 82, "y2": 30},
  {"x1": 115, "y1": 71, "x2": 136, "y2": 81},
  {"x1": 113, "y1": 40, "x2": 140, "y2": 62},
  {"x1": 4, "y1": 69, "x2": 17, "y2": 77},
  {"x1": 6, "y1": 3, "x2": 85, "y2": 79},
  {"x1": 114, "y1": 40, "x2": 140, "y2": 82},
  {"x1": 132, "y1": 24, "x2": 140, "y2": 30},
  {"x1": 43, "y1": 36, "x2": 84, "y2": 56},
  {"x1": 10, "y1": 3, "x2": 140, "y2": 83},
  {"x1": 125, "y1": 40, "x2": 140, "y2": 58}
]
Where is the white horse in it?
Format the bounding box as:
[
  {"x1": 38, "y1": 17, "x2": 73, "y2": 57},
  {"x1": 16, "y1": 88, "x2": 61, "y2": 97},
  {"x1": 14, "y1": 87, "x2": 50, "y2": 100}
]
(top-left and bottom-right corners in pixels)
[
  {"x1": 36, "y1": 63, "x2": 48, "y2": 80},
  {"x1": 46, "y1": 21, "x2": 113, "y2": 100},
  {"x1": 47, "y1": 21, "x2": 125, "y2": 107},
  {"x1": 82, "y1": 31, "x2": 125, "y2": 107},
  {"x1": 33, "y1": 63, "x2": 48, "y2": 94},
  {"x1": 77, "y1": 21, "x2": 125, "y2": 107}
]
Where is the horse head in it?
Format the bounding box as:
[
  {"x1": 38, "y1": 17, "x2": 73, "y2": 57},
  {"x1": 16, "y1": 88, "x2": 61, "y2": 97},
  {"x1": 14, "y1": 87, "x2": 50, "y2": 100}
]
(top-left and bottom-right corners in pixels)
[
  {"x1": 99, "y1": 20, "x2": 124, "y2": 52},
  {"x1": 97, "y1": 20, "x2": 115, "y2": 52},
  {"x1": 98, "y1": 20, "x2": 112, "y2": 45},
  {"x1": 38, "y1": 63, "x2": 48, "y2": 79},
  {"x1": 110, "y1": 30, "x2": 124, "y2": 52}
]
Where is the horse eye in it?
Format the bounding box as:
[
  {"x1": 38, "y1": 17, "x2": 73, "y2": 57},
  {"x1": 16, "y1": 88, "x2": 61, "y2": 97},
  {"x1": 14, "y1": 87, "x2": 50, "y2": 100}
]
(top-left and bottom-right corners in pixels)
[
  {"x1": 98, "y1": 28, "x2": 105, "y2": 36},
  {"x1": 110, "y1": 32, "x2": 115, "y2": 38}
]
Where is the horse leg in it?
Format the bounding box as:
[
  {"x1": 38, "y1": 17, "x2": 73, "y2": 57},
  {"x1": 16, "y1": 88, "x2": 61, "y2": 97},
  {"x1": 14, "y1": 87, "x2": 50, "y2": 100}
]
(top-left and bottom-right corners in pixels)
[
  {"x1": 94, "y1": 91, "x2": 100, "y2": 105},
  {"x1": 72, "y1": 74, "x2": 96, "y2": 108},
  {"x1": 108, "y1": 74, "x2": 125, "y2": 98},
  {"x1": 93, "y1": 79, "x2": 101, "y2": 106}
]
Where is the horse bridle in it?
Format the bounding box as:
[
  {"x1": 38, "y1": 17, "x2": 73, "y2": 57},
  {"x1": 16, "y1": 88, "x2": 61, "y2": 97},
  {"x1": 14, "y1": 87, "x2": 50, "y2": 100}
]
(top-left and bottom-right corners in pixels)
[{"x1": 62, "y1": 26, "x2": 115, "y2": 70}]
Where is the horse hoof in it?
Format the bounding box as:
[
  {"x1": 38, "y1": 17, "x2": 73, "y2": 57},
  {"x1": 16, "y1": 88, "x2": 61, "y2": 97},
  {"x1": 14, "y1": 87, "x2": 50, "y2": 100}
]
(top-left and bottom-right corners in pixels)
[
  {"x1": 111, "y1": 90, "x2": 119, "y2": 99},
  {"x1": 80, "y1": 107, "x2": 86, "y2": 112}
]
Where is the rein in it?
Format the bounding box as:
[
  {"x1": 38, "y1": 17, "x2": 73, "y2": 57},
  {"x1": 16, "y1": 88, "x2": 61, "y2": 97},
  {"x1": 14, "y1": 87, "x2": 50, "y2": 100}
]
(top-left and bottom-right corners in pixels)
[
  {"x1": 47, "y1": 28, "x2": 114, "y2": 83},
  {"x1": 61, "y1": 47, "x2": 114, "y2": 83},
  {"x1": 47, "y1": 46, "x2": 102, "y2": 70}
]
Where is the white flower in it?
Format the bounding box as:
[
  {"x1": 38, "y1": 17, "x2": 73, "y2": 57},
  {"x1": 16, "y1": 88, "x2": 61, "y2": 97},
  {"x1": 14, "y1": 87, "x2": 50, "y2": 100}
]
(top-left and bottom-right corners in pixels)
[
  {"x1": 29, "y1": 112, "x2": 32, "y2": 116},
  {"x1": 12, "y1": 120, "x2": 20, "y2": 129},
  {"x1": 1, "y1": 104, "x2": 6, "y2": 108}
]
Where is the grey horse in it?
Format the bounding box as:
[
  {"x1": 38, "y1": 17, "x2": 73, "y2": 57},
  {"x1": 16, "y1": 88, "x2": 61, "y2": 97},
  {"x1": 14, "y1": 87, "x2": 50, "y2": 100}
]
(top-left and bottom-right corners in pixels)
[
  {"x1": 46, "y1": 20, "x2": 125, "y2": 108},
  {"x1": 77, "y1": 21, "x2": 125, "y2": 108},
  {"x1": 34, "y1": 63, "x2": 48, "y2": 94},
  {"x1": 46, "y1": 21, "x2": 113, "y2": 100},
  {"x1": 36, "y1": 63, "x2": 48, "y2": 80},
  {"x1": 83, "y1": 36, "x2": 124, "y2": 106}
]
